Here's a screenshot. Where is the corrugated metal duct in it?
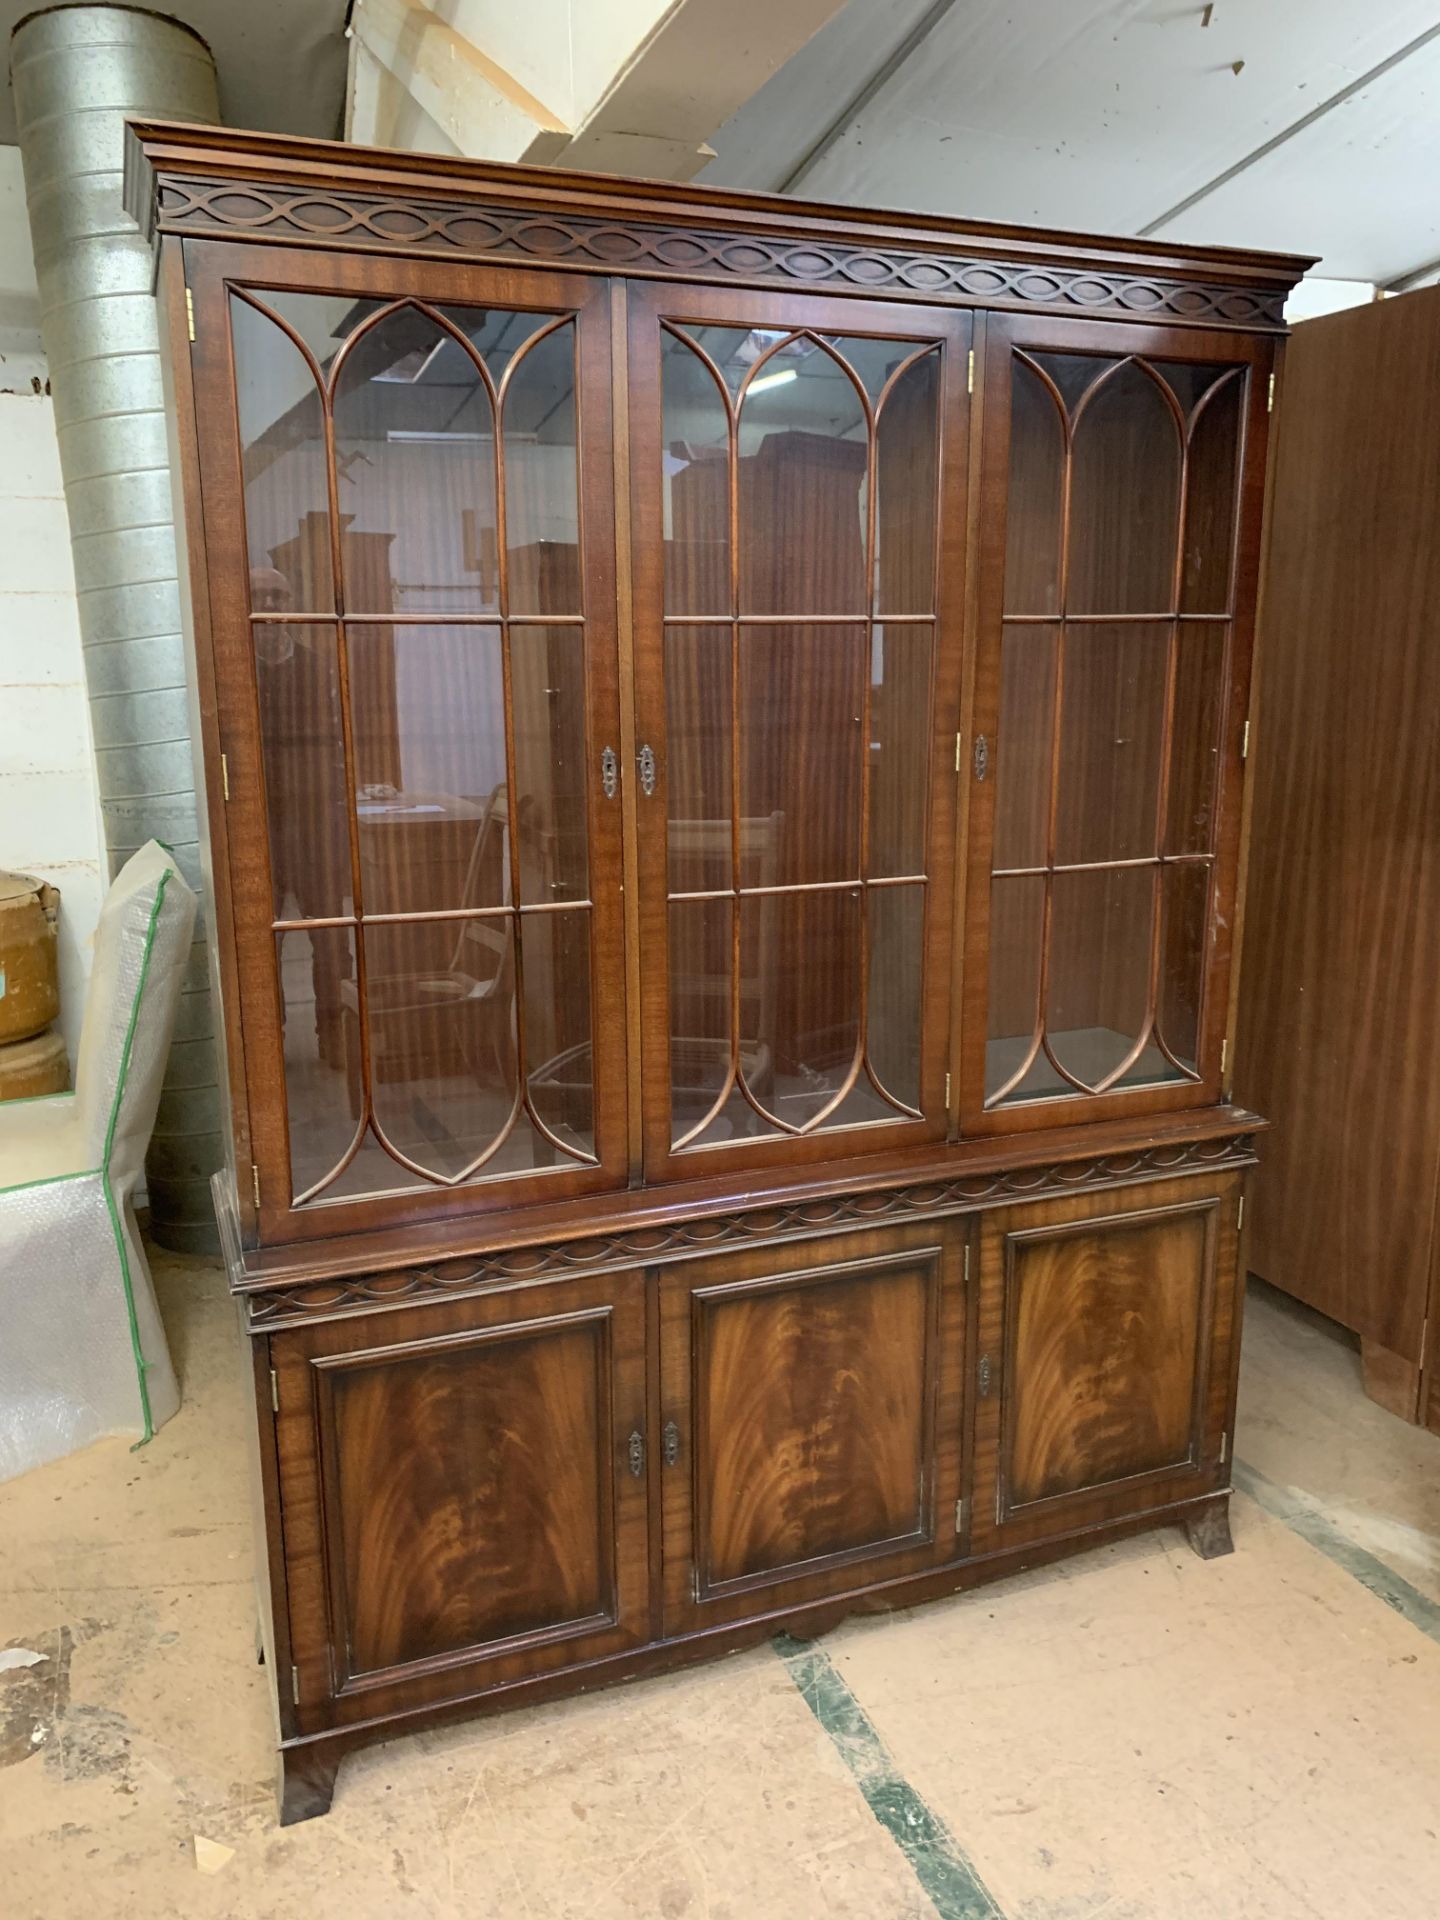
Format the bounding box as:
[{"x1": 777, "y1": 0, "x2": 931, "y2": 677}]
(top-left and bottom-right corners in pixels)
[{"x1": 10, "y1": 5, "x2": 223, "y2": 1251}]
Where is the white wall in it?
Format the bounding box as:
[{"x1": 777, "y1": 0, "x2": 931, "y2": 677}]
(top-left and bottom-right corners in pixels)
[{"x1": 0, "y1": 144, "x2": 106, "y2": 1065}]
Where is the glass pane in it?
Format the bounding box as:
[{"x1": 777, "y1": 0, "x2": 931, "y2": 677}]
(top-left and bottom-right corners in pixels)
[
  {"x1": 437, "y1": 306, "x2": 558, "y2": 385},
  {"x1": 231, "y1": 296, "x2": 334, "y2": 614},
  {"x1": 521, "y1": 908, "x2": 595, "y2": 1158},
  {"x1": 1166, "y1": 623, "x2": 1227, "y2": 855},
  {"x1": 512, "y1": 625, "x2": 589, "y2": 908},
  {"x1": 739, "y1": 625, "x2": 864, "y2": 887},
  {"x1": 1054, "y1": 622, "x2": 1169, "y2": 866},
  {"x1": 742, "y1": 887, "x2": 861, "y2": 1131},
  {"x1": 1047, "y1": 865, "x2": 1154, "y2": 1089},
  {"x1": 985, "y1": 875, "x2": 1044, "y2": 1101},
  {"x1": 738, "y1": 337, "x2": 867, "y2": 615},
  {"x1": 364, "y1": 914, "x2": 519, "y2": 1183},
  {"x1": 869, "y1": 624, "x2": 932, "y2": 878},
  {"x1": 867, "y1": 884, "x2": 924, "y2": 1113},
  {"x1": 1004, "y1": 358, "x2": 1065, "y2": 616},
  {"x1": 993, "y1": 624, "x2": 1057, "y2": 871},
  {"x1": 255, "y1": 623, "x2": 350, "y2": 922},
  {"x1": 669, "y1": 896, "x2": 733, "y2": 1147},
  {"x1": 348, "y1": 625, "x2": 508, "y2": 916},
  {"x1": 662, "y1": 330, "x2": 731, "y2": 616},
  {"x1": 280, "y1": 925, "x2": 360, "y2": 1199},
  {"x1": 331, "y1": 305, "x2": 497, "y2": 617},
  {"x1": 875, "y1": 350, "x2": 939, "y2": 614},
  {"x1": 666, "y1": 625, "x2": 732, "y2": 893},
  {"x1": 826, "y1": 334, "x2": 910, "y2": 407},
  {"x1": 677, "y1": 323, "x2": 765, "y2": 399},
  {"x1": 1182, "y1": 371, "x2": 1244, "y2": 613},
  {"x1": 1158, "y1": 860, "x2": 1210, "y2": 1073},
  {"x1": 1067, "y1": 361, "x2": 1181, "y2": 614},
  {"x1": 504, "y1": 322, "x2": 580, "y2": 615},
  {"x1": 1032, "y1": 352, "x2": 1107, "y2": 414}
]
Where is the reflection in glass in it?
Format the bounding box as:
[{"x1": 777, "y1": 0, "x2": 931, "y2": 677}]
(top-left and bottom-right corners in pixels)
[
  {"x1": 868, "y1": 885, "x2": 924, "y2": 1113},
  {"x1": 666, "y1": 625, "x2": 732, "y2": 894},
  {"x1": 1054, "y1": 624, "x2": 1169, "y2": 866},
  {"x1": 255, "y1": 623, "x2": 350, "y2": 922},
  {"x1": 279, "y1": 926, "x2": 362, "y2": 1200},
  {"x1": 348, "y1": 624, "x2": 507, "y2": 917},
  {"x1": 1004, "y1": 359, "x2": 1064, "y2": 616},
  {"x1": 504, "y1": 322, "x2": 580, "y2": 615},
  {"x1": 1158, "y1": 861, "x2": 1209, "y2": 1071},
  {"x1": 739, "y1": 624, "x2": 864, "y2": 887},
  {"x1": 332, "y1": 305, "x2": 498, "y2": 617},
  {"x1": 1066, "y1": 360, "x2": 1181, "y2": 614},
  {"x1": 993, "y1": 625, "x2": 1057, "y2": 872},
  {"x1": 522, "y1": 909, "x2": 595, "y2": 1157},
  {"x1": 669, "y1": 896, "x2": 733, "y2": 1147},
  {"x1": 511, "y1": 625, "x2": 589, "y2": 907},
  {"x1": 1166, "y1": 624, "x2": 1225, "y2": 854},
  {"x1": 741, "y1": 887, "x2": 861, "y2": 1132},
  {"x1": 662, "y1": 331, "x2": 731, "y2": 616},
  {"x1": 869, "y1": 625, "x2": 933, "y2": 879},
  {"x1": 738, "y1": 337, "x2": 867, "y2": 615},
  {"x1": 875, "y1": 351, "x2": 938, "y2": 613},
  {"x1": 985, "y1": 876, "x2": 1044, "y2": 1101},
  {"x1": 232, "y1": 296, "x2": 334, "y2": 614},
  {"x1": 1182, "y1": 371, "x2": 1243, "y2": 613},
  {"x1": 1046, "y1": 865, "x2": 1153, "y2": 1089}
]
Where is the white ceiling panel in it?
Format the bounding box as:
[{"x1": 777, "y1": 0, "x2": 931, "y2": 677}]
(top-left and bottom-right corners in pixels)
[{"x1": 702, "y1": 0, "x2": 1440, "y2": 280}]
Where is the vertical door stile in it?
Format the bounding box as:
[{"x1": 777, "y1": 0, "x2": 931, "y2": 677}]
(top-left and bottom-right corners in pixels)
[{"x1": 609, "y1": 278, "x2": 645, "y2": 1185}]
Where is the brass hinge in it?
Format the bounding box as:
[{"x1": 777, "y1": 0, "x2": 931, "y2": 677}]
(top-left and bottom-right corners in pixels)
[
  {"x1": 251, "y1": 1163, "x2": 261, "y2": 1209},
  {"x1": 1240, "y1": 719, "x2": 1250, "y2": 761},
  {"x1": 967, "y1": 348, "x2": 975, "y2": 395},
  {"x1": 963, "y1": 1240, "x2": 971, "y2": 1284},
  {"x1": 944, "y1": 1070, "x2": 952, "y2": 1106},
  {"x1": 185, "y1": 285, "x2": 196, "y2": 343},
  {"x1": 1220, "y1": 1036, "x2": 1229, "y2": 1079},
  {"x1": 220, "y1": 752, "x2": 230, "y2": 801},
  {"x1": 954, "y1": 1496, "x2": 966, "y2": 1534},
  {"x1": 291, "y1": 1664, "x2": 300, "y2": 1706},
  {"x1": 270, "y1": 1368, "x2": 279, "y2": 1414},
  {"x1": 954, "y1": 731, "x2": 963, "y2": 774},
  {"x1": 1266, "y1": 371, "x2": 1275, "y2": 412},
  {"x1": 1219, "y1": 1430, "x2": 1230, "y2": 1465},
  {"x1": 1237, "y1": 1194, "x2": 1246, "y2": 1233}
]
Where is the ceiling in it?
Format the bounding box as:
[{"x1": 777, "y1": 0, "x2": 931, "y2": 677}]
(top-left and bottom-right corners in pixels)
[
  {"x1": 0, "y1": 0, "x2": 349, "y2": 147},
  {"x1": 701, "y1": 0, "x2": 1440, "y2": 286}
]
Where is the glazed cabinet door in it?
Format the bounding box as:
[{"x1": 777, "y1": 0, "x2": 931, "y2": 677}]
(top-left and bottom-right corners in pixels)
[
  {"x1": 969, "y1": 1172, "x2": 1244, "y2": 1554},
  {"x1": 961, "y1": 315, "x2": 1274, "y2": 1135},
  {"x1": 186, "y1": 242, "x2": 628, "y2": 1242},
  {"x1": 626, "y1": 283, "x2": 971, "y2": 1182},
  {"x1": 658, "y1": 1221, "x2": 968, "y2": 1633},
  {"x1": 271, "y1": 1272, "x2": 650, "y2": 1730}
]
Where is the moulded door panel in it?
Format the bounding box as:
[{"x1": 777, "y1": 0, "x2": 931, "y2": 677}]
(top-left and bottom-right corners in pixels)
[
  {"x1": 271, "y1": 1271, "x2": 651, "y2": 1732},
  {"x1": 658, "y1": 1221, "x2": 968, "y2": 1634},
  {"x1": 970, "y1": 1171, "x2": 1242, "y2": 1554}
]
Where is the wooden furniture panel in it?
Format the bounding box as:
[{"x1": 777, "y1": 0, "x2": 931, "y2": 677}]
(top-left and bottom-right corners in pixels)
[
  {"x1": 627, "y1": 281, "x2": 970, "y2": 1183},
  {"x1": 971, "y1": 1172, "x2": 1242, "y2": 1551},
  {"x1": 960, "y1": 314, "x2": 1274, "y2": 1139},
  {"x1": 271, "y1": 1270, "x2": 650, "y2": 1729},
  {"x1": 132, "y1": 122, "x2": 1305, "y2": 1823},
  {"x1": 659, "y1": 1221, "x2": 967, "y2": 1631},
  {"x1": 1236, "y1": 290, "x2": 1440, "y2": 1430}
]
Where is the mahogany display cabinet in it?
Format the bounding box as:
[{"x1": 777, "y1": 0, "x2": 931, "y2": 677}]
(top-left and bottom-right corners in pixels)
[{"x1": 126, "y1": 121, "x2": 1308, "y2": 1823}]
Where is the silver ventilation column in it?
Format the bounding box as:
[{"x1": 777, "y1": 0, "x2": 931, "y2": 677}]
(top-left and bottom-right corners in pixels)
[{"x1": 10, "y1": 5, "x2": 223, "y2": 1251}]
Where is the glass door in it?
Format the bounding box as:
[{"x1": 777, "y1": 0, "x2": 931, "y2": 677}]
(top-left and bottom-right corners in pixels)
[
  {"x1": 959, "y1": 314, "x2": 1273, "y2": 1134},
  {"x1": 626, "y1": 283, "x2": 971, "y2": 1181},
  {"x1": 188, "y1": 245, "x2": 628, "y2": 1239}
]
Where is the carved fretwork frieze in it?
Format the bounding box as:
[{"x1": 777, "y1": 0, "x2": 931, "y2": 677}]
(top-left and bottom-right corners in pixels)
[
  {"x1": 154, "y1": 177, "x2": 1287, "y2": 332},
  {"x1": 243, "y1": 1133, "x2": 1257, "y2": 1328}
]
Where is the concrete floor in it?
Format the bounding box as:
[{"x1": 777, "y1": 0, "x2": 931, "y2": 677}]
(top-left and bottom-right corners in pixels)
[{"x1": 2, "y1": 1258, "x2": 1439, "y2": 1920}]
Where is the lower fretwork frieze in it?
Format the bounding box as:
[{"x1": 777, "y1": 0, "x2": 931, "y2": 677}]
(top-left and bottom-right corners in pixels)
[{"x1": 242, "y1": 1132, "x2": 1256, "y2": 1329}]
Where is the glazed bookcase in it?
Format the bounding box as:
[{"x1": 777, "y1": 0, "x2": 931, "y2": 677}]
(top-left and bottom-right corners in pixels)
[{"x1": 127, "y1": 121, "x2": 1308, "y2": 1823}]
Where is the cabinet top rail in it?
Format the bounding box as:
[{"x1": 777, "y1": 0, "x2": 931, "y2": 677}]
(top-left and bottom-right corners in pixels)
[{"x1": 124, "y1": 120, "x2": 1312, "y2": 334}]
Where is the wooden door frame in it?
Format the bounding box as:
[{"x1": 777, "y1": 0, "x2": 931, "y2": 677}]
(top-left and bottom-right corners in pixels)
[
  {"x1": 271, "y1": 1268, "x2": 651, "y2": 1732},
  {"x1": 956, "y1": 312, "x2": 1277, "y2": 1139},
  {"x1": 184, "y1": 239, "x2": 631, "y2": 1246},
  {"x1": 624, "y1": 279, "x2": 972, "y2": 1185},
  {"x1": 656, "y1": 1219, "x2": 968, "y2": 1635}
]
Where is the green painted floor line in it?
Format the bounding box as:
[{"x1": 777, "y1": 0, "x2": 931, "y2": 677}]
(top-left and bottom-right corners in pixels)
[
  {"x1": 774, "y1": 1632, "x2": 1005, "y2": 1920},
  {"x1": 1234, "y1": 1458, "x2": 1440, "y2": 1645}
]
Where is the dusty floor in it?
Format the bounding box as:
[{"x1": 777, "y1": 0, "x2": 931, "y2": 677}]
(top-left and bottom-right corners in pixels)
[{"x1": 2, "y1": 1257, "x2": 1438, "y2": 1920}]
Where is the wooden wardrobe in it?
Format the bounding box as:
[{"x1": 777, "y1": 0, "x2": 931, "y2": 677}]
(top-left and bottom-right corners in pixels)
[
  {"x1": 1237, "y1": 287, "x2": 1440, "y2": 1432},
  {"x1": 126, "y1": 119, "x2": 1307, "y2": 1822}
]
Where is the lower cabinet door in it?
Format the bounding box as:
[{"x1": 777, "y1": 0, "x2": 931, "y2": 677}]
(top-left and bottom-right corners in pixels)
[
  {"x1": 271, "y1": 1272, "x2": 651, "y2": 1730},
  {"x1": 659, "y1": 1221, "x2": 967, "y2": 1635},
  {"x1": 970, "y1": 1172, "x2": 1243, "y2": 1554}
]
